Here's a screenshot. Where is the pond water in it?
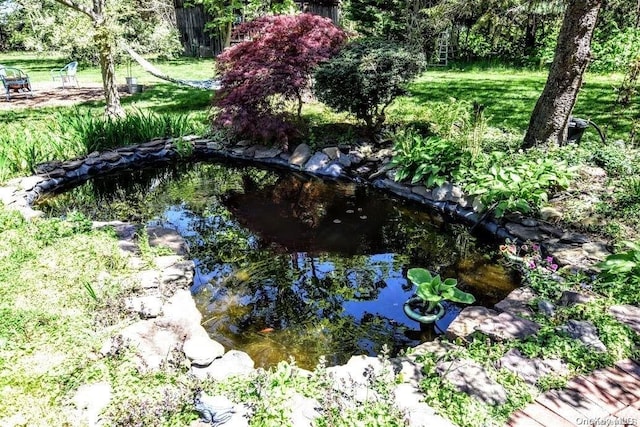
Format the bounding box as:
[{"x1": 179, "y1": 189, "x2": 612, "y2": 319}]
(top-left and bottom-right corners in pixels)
[{"x1": 39, "y1": 162, "x2": 518, "y2": 369}]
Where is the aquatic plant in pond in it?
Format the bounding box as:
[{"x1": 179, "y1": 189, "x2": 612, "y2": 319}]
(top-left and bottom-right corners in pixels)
[
  {"x1": 38, "y1": 162, "x2": 518, "y2": 369},
  {"x1": 404, "y1": 268, "x2": 475, "y2": 324}
]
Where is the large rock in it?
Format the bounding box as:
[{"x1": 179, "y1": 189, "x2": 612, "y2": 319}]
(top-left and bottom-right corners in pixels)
[
  {"x1": 191, "y1": 350, "x2": 255, "y2": 380},
  {"x1": 147, "y1": 226, "x2": 189, "y2": 256},
  {"x1": 476, "y1": 312, "x2": 541, "y2": 341},
  {"x1": 494, "y1": 287, "x2": 536, "y2": 317},
  {"x1": 505, "y1": 223, "x2": 548, "y2": 241},
  {"x1": 253, "y1": 146, "x2": 282, "y2": 159},
  {"x1": 124, "y1": 295, "x2": 163, "y2": 318},
  {"x1": 393, "y1": 383, "x2": 456, "y2": 427},
  {"x1": 609, "y1": 304, "x2": 640, "y2": 333},
  {"x1": 496, "y1": 349, "x2": 567, "y2": 384},
  {"x1": 446, "y1": 306, "x2": 498, "y2": 340},
  {"x1": 304, "y1": 152, "x2": 330, "y2": 173},
  {"x1": 289, "y1": 143, "x2": 312, "y2": 167},
  {"x1": 321, "y1": 146, "x2": 341, "y2": 160},
  {"x1": 183, "y1": 334, "x2": 225, "y2": 366},
  {"x1": 558, "y1": 320, "x2": 606, "y2": 352},
  {"x1": 286, "y1": 393, "x2": 321, "y2": 427},
  {"x1": 436, "y1": 359, "x2": 507, "y2": 405},
  {"x1": 72, "y1": 382, "x2": 112, "y2": 427}
]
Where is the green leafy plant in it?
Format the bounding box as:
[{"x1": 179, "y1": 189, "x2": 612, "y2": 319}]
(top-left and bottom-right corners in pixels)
[
  {"x1": 594, "y1": 241, "x2": 640, "y2": 303},
  {"x1": 390, "y1": 129, "x2": 467, "y2": 187},
  {"x1": 407, "y1": 268, "x2": 475, "y2": 313},
  {"x1": 460, "y1": 152, "x2": 574, "y2": 218}
]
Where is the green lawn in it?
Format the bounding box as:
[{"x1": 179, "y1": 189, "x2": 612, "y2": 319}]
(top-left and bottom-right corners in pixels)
[{"x1": 391, "y1": 69, "x2": 633, "y2": 143}]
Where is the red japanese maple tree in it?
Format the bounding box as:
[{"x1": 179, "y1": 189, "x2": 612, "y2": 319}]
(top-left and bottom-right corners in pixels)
[{"x1": 213, "y1": 13, "x2": 347, "y2": 146}]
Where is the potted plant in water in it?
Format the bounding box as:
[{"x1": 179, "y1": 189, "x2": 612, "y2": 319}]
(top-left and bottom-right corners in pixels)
[{"x1": 403, "y1": 268, "x2": 476, "y2": 324}]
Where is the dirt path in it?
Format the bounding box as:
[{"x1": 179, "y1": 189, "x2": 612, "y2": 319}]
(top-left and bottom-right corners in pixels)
[{"x1": 0, "y1": 81, "x2": 133, "y2": 110}]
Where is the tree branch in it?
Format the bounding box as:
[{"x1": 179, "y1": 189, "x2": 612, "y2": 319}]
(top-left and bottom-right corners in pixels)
[{"x1": 53, "y1": 0, "x2": 98, "y2": 21}]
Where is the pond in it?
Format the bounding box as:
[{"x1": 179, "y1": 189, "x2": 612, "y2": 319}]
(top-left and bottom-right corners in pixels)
[{"x1": 39, "y1": 161, "x2": 518, "y2": 369}]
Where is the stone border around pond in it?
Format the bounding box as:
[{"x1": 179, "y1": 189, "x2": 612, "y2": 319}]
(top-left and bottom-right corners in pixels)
[
  {"x1": 0, "y1": 135, "x2": 612, "y2": 270},
  {"x1": 0, "y1": 135, "x2": 620, "y2": 426}
]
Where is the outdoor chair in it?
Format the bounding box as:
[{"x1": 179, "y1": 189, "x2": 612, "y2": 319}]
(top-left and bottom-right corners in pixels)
[
  {"x1": 51, "y1": 61, "x2": 79, "y2": 88},
  {"x1": 0, "y1": 66, "x2": 32, "y2": 101}
]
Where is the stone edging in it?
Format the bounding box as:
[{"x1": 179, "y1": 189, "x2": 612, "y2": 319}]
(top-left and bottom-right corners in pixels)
[{"x1": 0, "y1": 135, "x2": 611, "y2": 270}]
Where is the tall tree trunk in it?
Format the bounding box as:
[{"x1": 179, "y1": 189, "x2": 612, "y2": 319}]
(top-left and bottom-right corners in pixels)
[
  {"x1": 522, "y1": 0, "x2": 602, "y2": 148},
  {"x1": 96, "y1": 26, "x2": 125, "y2": 118},
  {"x1": 53, "y1": 0, "x2": 125, "y2": 118}
]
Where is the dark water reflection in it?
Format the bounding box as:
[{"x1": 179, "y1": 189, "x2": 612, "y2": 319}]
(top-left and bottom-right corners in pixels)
[{"x1": 39, "y1": 162, "x2": 518, "y2": 369}]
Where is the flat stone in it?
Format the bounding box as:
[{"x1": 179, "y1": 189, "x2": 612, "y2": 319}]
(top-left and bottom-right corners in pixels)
[
  {"x1": 0, "y1": 186, "x2": 18, "y2": 205},
  {"x1": 72, "y1": 381, "x2": 112, "y2": 427},
  {"x1": 318, "y1": 162, "x2": 343, "y2": 178},
  {"x1": 446, "y1": 306, "x2": 498, "y2": 341},
  {"x1": 17, "y1": 175, "x2": 46, "y2": 191},
  {"x1": 147, "y1": 226, "x2": 189, "y2": 256},
  {"x1": 560, "y1": 232, "x2": 591, "y2": 244},
  {"x1": 582, "y1": 241, "x2": 610, "y2": 261},
  {"x1": 436, "y1": 359, "x2": 507, "y2": 405},
  {"x1": 539, "y1": 224, "x2": 564, "y2": 237},
  {"x1": 580, "y1": 166, "x2": 607, "y2": 178},
  {"x1": 289, "y1": 143, "x2": 312, "y2": 167},
  {"x1": 476, "y1": 312, "x2": 541, "y2": 341},
  {"x1": 253, "y1": 146, "x2": 282, "y2": 159},
  {"x1": 494, "y1": 287, "x2": 536, "y2": 317},
  {"x1": 286, "y1": 393, "x2": 320, "y2": 427},
  {"x1": 183, "y1": 334, "x2": 225, "y2": 366},
  {"x1": 540, "y1": 206, "x2": 562, "y2": 221},
  {"x1": 609, "y1": 305, "x2": 640, "y2": 333},
  {"x1": 153, "y1": 255, "x2": 185, "y2": 270},
  {"x1": 321, "y1": 146, "x2": 341, "y2": 160},
  {"x1": 191, "y1": 350, "x2": 255, "y2": 380},
  {"x1": 206, "y1": 141, "x2": 222, "y2": 150},
  {"x1": 432, "y1": 182, "x2": 452, "y2": 201},
  {"x1": 537, "y1": 300, "x2": 556, "y2": 317},
  {"x1": 497, "y1": 349, "x2": 566, "y2": 384},
  {"x1": 470, "y1": 197, "x2": 484, "y2": 213},
  {"x1": 136, "y1": 270, "x2": 160, "y2": 289},
  {"x1": 125, "y1": 295, "x2": 163, "y2": 318},
  {"x1": 446, "y1": 185, "x2": 464, "y2": 202},
  {"x1": 303, "y1": 152, "x2": 330, "y2": 173},
  {"x1": 411, "y1": 185, "x2": 433, "y2": 200},
  {"x1": 394, "y1": 383, "x2": 456, "y2": 427},
  {"x1": 559, "y1": 290, "x2": 593, "y2": 306},
  {"x1": 505, "y1": 222, "x2": 547, "y2": 241},
  {"x1": 558, "y1": 320, "x2": 606, "y2": 352},
  {"x1": 544, "y1": 241, "x2": 587, "y2": 267},
  {"x1": 101, "y1": 151, "x2": 121, "y2": 162},
  {"x1": 337, "y1": 154, "x2": 352, "y2": 168}
]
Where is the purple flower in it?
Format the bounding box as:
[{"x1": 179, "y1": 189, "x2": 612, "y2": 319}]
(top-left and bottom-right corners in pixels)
[
  {"x1": 521, "y1": 244, "x2": 529, "y2": 252},
  {"x1": 532, "y1": 243, "x2": 540, "y2": 251},
  {"x1": 545, "y1": 256, "x2": 554, "y2": 264},
  {"x1": 550, "y1": 264, "x2": 558, "y2": 271},
  {"x1": 528, "y1": 260, "x2": 536, "y2": 269}
]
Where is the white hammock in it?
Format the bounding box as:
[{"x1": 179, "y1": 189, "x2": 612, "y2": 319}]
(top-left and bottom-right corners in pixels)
[{"x1": 122, "y1": 42, "x2": 221, "y2": 90}]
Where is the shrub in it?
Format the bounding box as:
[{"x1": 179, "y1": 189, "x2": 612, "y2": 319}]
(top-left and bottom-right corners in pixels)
[
  {"x1": 313, "y1": 39, "x2": 425, "y2": 138},
  {"x1": 213, "y1": 13, "x2": 347, "y2": 146},
  {"x1": 594, "y1": 241, "x2": 640, "y2": 303}
]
